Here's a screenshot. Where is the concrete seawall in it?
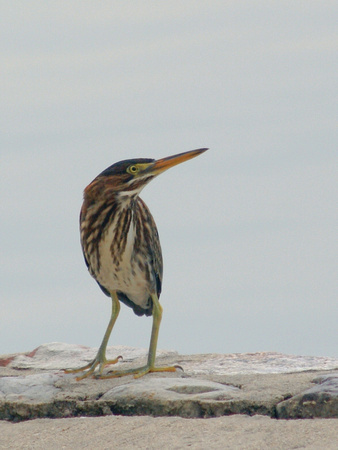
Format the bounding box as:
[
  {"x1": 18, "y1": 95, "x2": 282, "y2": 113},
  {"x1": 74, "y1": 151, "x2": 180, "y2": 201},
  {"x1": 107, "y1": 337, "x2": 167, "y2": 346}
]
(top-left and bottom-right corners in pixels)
[{"x1": 1, "y1": 343, "x2": 337, "y2": 448}]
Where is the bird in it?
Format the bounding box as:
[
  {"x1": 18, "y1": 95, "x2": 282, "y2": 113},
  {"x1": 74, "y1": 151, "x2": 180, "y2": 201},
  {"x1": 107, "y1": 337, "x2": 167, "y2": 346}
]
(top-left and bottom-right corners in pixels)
[{"x1": 65, "y1": 148, "x2": 208, "y2": 380}]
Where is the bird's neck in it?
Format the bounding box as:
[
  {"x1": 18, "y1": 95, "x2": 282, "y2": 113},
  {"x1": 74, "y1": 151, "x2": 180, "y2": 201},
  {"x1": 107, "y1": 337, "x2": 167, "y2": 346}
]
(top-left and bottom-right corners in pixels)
[{"x1": 84, "y1": 177, "x2": 144, "y2": 208}]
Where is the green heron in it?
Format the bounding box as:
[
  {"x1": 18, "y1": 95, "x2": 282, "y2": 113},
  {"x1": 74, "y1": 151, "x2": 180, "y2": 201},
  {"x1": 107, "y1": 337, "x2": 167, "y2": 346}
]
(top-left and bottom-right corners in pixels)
[{"x1": 66, "y1": 148, "x2": 208, "y2": 380}]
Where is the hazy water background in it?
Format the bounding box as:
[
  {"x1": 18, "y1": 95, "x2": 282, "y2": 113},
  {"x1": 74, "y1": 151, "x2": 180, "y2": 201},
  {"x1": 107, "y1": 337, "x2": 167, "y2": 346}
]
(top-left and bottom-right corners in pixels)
[{"x1": 1, "y1": 2, "x2": 337, "y2": 357}]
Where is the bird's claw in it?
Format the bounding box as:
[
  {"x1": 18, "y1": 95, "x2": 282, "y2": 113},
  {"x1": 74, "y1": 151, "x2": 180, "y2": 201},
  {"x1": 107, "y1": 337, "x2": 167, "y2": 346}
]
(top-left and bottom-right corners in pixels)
[
  {"x1": 64, "y1": 355, "x2": 123, "y2": 380},
  {"x1": 97, "y1": 364, "x2": 178, "y2": 379}
]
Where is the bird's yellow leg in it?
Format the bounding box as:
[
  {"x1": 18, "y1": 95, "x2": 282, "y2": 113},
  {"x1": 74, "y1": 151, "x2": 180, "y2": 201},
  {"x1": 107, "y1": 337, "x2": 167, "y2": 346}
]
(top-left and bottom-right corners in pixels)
[
  {"x1": 64, "y1": 292, "x2": 122, "y2": 380},
  {"x1": 99, "y1": 293, "x2": 177, "y2": 379}
]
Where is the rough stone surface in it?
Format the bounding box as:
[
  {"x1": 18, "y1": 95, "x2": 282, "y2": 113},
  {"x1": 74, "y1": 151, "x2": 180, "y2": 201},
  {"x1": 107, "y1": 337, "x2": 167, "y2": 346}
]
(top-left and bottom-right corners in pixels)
[
  {"x1": 2, "y1": 342, "x2": 177, "y2": 371},
  {"x1": 0, "y1": 373, "x2": 59, "y2": 402},
  {"x1": 277, "y1": 373, "x2": 338, "y2": 419},
  {"x1": 0, "y1": 343, "x2": 337, "y2": 423}
]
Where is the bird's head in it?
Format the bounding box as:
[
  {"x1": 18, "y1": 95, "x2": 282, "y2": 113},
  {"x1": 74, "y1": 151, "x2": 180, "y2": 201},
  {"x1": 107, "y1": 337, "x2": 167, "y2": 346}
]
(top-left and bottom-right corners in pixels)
[{"x1": 85, "y1": 148, "x2": 208, "y2": 200}]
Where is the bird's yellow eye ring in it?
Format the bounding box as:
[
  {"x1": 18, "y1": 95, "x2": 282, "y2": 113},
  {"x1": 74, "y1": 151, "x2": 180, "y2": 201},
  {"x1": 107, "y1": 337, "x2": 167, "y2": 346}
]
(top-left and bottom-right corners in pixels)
[{"x1": 127, "y1": 165, "x2": 139, "y2": 175}]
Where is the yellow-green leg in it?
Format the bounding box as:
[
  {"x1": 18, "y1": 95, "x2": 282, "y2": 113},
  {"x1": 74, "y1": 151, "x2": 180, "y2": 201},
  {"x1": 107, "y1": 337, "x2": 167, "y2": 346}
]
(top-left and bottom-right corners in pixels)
[
  {"x1": 99, "y1": 293, "x2": 177, "y2": 379},
  {"x1": 65, "y1": 291, "x2": 121, "y2": 380}
]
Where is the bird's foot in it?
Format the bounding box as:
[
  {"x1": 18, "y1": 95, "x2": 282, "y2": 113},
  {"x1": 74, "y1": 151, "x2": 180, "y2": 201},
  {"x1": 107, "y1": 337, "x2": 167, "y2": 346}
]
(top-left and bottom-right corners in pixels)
[
  {"x1": 64, "y1": 354, "x2": 123, "y2": 381},
  {"x1": 96, "y1": 364, "x2": 180, "y2": 379}
]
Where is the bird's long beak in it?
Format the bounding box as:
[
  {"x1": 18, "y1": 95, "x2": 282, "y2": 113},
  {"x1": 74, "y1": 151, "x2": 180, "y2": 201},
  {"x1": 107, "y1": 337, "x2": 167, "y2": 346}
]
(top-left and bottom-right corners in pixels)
[{"x1": 149, "y1": 148, "x2": 208, "y2": 175}]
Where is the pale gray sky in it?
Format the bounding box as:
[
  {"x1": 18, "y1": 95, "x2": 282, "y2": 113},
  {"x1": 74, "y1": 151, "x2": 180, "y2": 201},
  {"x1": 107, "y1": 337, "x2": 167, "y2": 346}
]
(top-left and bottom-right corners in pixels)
[{"x1": 1, "y1": 1, "x2": 337, "y2": 358}]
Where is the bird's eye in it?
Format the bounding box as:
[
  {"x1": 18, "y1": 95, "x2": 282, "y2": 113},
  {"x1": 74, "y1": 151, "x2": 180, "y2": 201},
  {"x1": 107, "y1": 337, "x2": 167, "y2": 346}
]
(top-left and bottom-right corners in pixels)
[{"x1": 127, "y1": 165, "x2": 139, "y2": 174}]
